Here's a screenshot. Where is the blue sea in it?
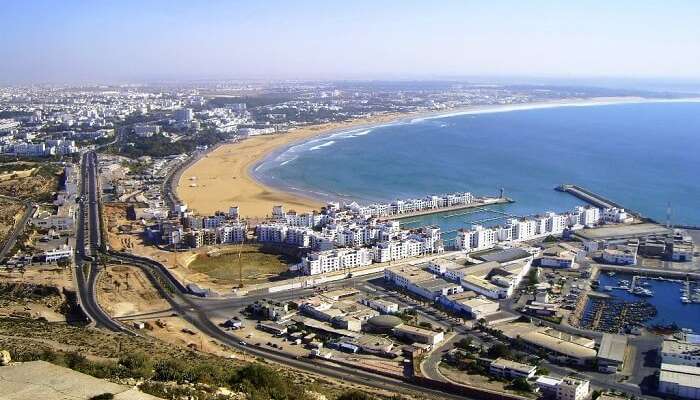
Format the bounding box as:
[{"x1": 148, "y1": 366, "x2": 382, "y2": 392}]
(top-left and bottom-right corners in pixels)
[
  {"x1": 596, "y1": 272, "x2": 700, "y2": 332},
  {"x1": 255, "y1": 101, "x2": 700, "y2": 239}
]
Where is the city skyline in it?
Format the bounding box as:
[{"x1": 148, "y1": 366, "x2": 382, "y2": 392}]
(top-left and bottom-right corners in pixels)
[{"x1": 3, "y1": 0, "x2": 700, "y2": 84}]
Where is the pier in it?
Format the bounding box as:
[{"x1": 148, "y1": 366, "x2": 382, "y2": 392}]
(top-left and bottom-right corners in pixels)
[
  {"x1": 555, "y1": 184, "x2": 643, "y2": 218},
  {"x1": 387, "y1": 196, "x2": 513, "y2": 221},
  {"x1": 556, "y1": 184, "x2": 700, "y2": 230}
]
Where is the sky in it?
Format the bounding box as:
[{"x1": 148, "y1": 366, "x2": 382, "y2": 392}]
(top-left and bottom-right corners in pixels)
[{"x1": 2, "y1": 0, "x2": 700, "y2": 84}]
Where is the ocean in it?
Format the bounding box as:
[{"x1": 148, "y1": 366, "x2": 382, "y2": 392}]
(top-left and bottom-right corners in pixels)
[{"x1": 255, "y1": 101, "x2": 700, "y2": 238}]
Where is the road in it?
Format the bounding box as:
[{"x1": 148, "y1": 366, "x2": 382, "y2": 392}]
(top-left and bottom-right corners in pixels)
[
  {"x1": 75, "y1": 150, "x2": 664, "y2": 399},
  {"x1": 75, "y1": 150, "x2": 475, "y2": 399},
  {"x1": 0, "y1": 197, "x2": 36, "y2": 261},
  {"x1": 73, "y1": 151, "x2": 129, "y2": 332}
]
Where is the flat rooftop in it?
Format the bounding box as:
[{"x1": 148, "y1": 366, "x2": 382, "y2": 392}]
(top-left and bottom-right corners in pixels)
[
  {"x1": 577, "y1": 223, "x2": 671, "y2": 240},
  {"x1": 660, "y1": 363, "x2": 700, "y2": 389},
  {"x1": 477, "y1": 248, "x2": 532, "y2": 264},
  {"x1": 597, "y1": 333, "x2": 627, "y2": 363}
]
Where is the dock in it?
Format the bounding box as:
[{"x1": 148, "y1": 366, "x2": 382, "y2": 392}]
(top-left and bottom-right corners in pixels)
[
  {"x1": 555, "y1": 184, "x2": 645, "y2": 218},
  {"x1": 388, "y1": 196, "x2": 513, "y2": 221},
  {"x1": 557, "y1": 184, "x2": 700, "y2": 230}
]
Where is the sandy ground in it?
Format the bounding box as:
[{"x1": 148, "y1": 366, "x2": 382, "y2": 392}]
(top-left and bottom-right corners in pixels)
[
  {"x1": 177, "y1": 114, "x2": 402, "y2": 217},
  {"x1": 0, "y1": 266, "x2": 74, "y2": 290},
  {"x1": 96, "y1": 265, "x2": 171, "y2": 317},
  {"x1": 104, "y1": 203, "x2": 237, "y2": 293},
  {"x1": 96, "y1": 264, "x2": 245, "y2": 359}
]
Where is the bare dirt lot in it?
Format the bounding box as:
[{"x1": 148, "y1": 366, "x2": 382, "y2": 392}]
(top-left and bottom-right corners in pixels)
[
  {"x1": 0, "y1": 197, "x2": 25, "y2": 246},
  {"x1": 103, "y1": 202, "x2": 294, "y2": 293},
  {"x1": 96, "y1": 265, "x2": 170, "y2": 317},
  {"x1": 0, "y1": 268, "x2": 71, "y2": 322},
  {"x1": 0, "y1": 164, "x2": 61, "y2": 203},
  {"x1": 96, "y1": 264, "x2": 242, "y2": 358}
]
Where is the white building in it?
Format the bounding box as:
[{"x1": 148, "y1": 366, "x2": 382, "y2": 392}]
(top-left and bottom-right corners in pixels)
[
  {"x1": 175, "y1": 108, "x2": 194, "y2": 122},
  {"x1": 659, "y1": 363, "x2": 700, "y2": 400},
  {"x1": 662, "y1": 339, "x2": 700, "y2": 367},
  {"x1": 557, "y1": 377, "x2": 590, "y2": 400},
  {"x1": 602, "y1": 207, "x2": 632, "y2": 224},
  {"x1": 302, "y1": 248, "x2": 372, "y2": 275},
  {"x1": 134, "y1": 124, "x2": 161, "y2": 137},
  {"x1": 361, "y1": 298, "x2": 399, "y2": 314},
  {"x1": 489, "y1": 358, "x2": 536, "y2": 379},
  {"x1": 540, "y1": 246, "x2": 576, "y2": 268},
  {"x1": 217, "y1": 223, "x2": 246, "y2": 244},
  {"x1": 42, "y1": 245, "x2": 73, "y2": 262},
  {"x1": 601, "y1": 245, "x2": 637, "y2": 265},
  {"x1": 455, "y1": 224, "x2": 497, "y2": 252}
]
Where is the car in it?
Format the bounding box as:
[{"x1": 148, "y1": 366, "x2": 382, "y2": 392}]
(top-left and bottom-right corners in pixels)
[{"x1": 239, "y1": 341, "x2": 247, "y2": 345}]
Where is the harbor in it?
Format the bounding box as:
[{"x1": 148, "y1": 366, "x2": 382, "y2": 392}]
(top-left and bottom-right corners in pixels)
[
  {"x1": 385, "y1": 196, "x2": 513, "y2": 221},
  {"x1": 579, "y1": 270, "x2": 700, "y2": 333}
]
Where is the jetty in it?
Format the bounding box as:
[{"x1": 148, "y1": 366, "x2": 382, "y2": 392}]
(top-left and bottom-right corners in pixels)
[
  {"x1": 556, "y1": 184, "x2": 700, "y2": 230},
  {"x1": 556, "y1": 184, "x2": 642, "y2": 217},
  {"x1": 387, "y1": 196, "x2": 513, "y2": 220}
]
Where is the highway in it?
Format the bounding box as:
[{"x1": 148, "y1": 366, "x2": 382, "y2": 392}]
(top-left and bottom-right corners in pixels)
[
  {"x1": 75, "y1": 150, "x2": 660, "y2": 399},
  {"x1": 74, "y1": 151, "x2": 130, "y2": 332},
  {"x1": 75, "y1": 150, "x2": 473, "y2": 400}
]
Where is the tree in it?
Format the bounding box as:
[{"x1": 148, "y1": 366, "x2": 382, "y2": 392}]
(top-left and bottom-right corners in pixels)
[
  {"x1": 454, "y1": 337, "x2": 473, "y2": 351},
  {"x1": 528, "y1": 268, "x2": 539, "y2": 285},
  {"x1": 487, "y1": 343, "x2": 511, "y2": 359},
  {"x1": 510, "y1": 377, "x2": 532, "y2": 392}
]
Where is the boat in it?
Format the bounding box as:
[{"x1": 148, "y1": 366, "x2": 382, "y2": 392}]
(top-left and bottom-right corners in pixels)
[
  {"x1": 681, "y1": 296, "x2": 691, "y2": 304},
  {"x1": 604, "y1": 286, "x2": 613, "y2": 291},
  {"x1": 608, "y1": 271, "x2": 616, "y2": 277},
  {"x1": 633, "y1": 287, "x2": 653, "y2": 297}
]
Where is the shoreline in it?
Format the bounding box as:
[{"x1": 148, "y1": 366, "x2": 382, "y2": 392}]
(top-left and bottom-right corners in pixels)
[
  {"x1": 176, "y1": 113, "x2": 407, "y2": 217},
  {"x1": 178, "y1": 96, "x2": 700, "y2": 218}
]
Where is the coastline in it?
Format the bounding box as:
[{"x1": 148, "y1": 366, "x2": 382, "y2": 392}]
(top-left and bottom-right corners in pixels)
[
  {"x1": 178, "y1": 96, "x2": 700, "y2": 218},
  {"x1": 176, "y1": 113, "x2": 406, "y2": 217}
]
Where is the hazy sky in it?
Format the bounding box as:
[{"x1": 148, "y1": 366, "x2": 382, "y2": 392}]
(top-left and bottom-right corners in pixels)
[{"x1": 3, "y1": 0, "x2": 700, "y2": 83}]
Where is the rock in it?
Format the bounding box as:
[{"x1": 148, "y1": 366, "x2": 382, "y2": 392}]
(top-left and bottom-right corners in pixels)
[{"x1": 0, "y1": 350, "x2": 11, "y2": 366}]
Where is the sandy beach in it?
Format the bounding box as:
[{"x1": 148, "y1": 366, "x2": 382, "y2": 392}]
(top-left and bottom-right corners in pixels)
[
  {"x1": 177, "y1": 96, "x2": 700, "y2": 219},
  {"x1": 177, "y1": 114, "x2": 403, "y2": 217}
]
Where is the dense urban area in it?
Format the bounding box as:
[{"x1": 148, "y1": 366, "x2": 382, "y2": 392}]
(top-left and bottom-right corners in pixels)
[{"x1": 0, "y1": 81, "x2": 698, "y2": 400}]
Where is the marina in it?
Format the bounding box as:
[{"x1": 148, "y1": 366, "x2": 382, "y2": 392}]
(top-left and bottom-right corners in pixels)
[
  {"x1": 581, "y1": 271, "x2": 700, "y2": 333},
  {"x1": 384, "y1": 196, "x2": 513, "y2": 220}
]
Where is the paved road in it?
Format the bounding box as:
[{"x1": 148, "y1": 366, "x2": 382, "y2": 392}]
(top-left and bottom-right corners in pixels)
[
  {"x1": 108, "y1": 252, "x2": 472, "y2": 400},
  {"x1": 421, "y1": 334, "x2": 461, "y2": 382},
  {"x1": 74, "y1": 151, "x2": 129, "y2": 332},
  {"x1": 75, "y1": 150, "x2": 474, "y2": 399},
  {"x1": 75, "y1": 150, "x2": 665, "y2": 399}
]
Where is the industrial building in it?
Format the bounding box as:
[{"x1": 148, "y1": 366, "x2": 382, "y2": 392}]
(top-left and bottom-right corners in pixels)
[{"x1": 596, "y1": 334, "x2": 628, "y2": 373}]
